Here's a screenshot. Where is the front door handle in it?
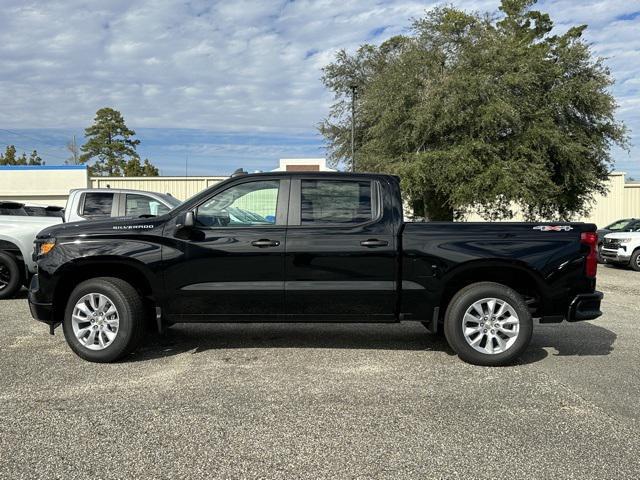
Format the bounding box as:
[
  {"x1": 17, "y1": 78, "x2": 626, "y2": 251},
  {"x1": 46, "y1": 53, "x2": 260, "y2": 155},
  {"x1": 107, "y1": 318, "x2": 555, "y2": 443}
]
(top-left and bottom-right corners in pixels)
[
  {"x1": 360, "y1": 239, "x2": 389, "y2": 248},
  {"x1": 251, "y1": 239, "x2": 280, "y2": 248}
]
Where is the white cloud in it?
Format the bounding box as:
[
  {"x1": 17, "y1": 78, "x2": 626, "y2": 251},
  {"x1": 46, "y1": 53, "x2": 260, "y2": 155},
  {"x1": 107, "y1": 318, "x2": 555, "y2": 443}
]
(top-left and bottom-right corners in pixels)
[{"x1": 0, "y1": 0, "x2": 638, "y2": 173}]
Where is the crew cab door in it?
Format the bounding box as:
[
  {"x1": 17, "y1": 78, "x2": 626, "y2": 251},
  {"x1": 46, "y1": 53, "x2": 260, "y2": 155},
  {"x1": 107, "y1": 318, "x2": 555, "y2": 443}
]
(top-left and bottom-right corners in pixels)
[
  {"x1": 163, "y1": 178, "x2": 289, "y2": 320},
  {"x1": 284, "y1": 177, "x2": 397, "y2": 320}
]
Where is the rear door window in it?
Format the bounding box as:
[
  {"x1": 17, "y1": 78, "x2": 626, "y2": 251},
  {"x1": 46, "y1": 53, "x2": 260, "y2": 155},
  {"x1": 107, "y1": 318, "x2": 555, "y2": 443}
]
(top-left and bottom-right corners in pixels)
[
  {"x1": 299, "y1": 179, "x2": 373, "y2": 225},
  {"x1": 81, "y1": 193, "x2": 114, "y2": 218}
]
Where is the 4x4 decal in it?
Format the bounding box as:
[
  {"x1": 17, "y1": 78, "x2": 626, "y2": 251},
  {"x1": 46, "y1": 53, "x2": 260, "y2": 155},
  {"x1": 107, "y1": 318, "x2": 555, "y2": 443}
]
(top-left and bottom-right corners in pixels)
[{"x1": 533, "y1": 225, "x2": 573, "y2": 232}]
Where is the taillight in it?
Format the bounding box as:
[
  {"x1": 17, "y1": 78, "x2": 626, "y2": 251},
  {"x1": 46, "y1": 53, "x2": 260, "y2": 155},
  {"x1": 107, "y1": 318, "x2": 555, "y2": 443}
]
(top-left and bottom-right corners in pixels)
[{"x1": 581, "y1": 231, "x2": 598, "y2": 278}]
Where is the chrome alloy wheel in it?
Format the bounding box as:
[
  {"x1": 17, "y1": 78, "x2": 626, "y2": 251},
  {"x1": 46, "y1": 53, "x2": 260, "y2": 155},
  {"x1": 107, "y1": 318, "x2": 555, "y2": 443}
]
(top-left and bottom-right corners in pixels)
[
  {"x1": 462, "y1": 297, "x2": 520, "y2": 355},
  {"x1": 71, "y1": 293, "x2": 120, "y2": 350}
]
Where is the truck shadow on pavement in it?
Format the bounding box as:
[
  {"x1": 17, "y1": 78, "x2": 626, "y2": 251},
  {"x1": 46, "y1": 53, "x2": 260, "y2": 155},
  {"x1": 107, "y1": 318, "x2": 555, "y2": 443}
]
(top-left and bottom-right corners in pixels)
[
  {"x1": 129, "y1": 320, "x2": 616, "y2": 365},
  {"x1": 132, "y1": 322, "x2": 453, "y2": 361},
  {"x1": 518, "y1": 321, "x2": 616, "y2": 364}
]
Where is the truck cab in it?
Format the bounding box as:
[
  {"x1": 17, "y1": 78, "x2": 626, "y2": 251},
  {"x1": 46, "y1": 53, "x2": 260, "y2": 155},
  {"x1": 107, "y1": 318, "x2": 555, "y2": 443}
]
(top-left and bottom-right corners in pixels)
[{"x1": 64, "y1": 188, "x2": 181, "y2": 222}]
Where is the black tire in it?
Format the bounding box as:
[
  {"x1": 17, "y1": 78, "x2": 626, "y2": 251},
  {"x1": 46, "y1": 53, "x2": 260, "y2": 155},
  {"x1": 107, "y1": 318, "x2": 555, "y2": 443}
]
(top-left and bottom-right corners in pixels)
[
  {"x1": 444, "y1": 282, "x2": 533, "y2": 367},
  {"x1": 631, "y1": 250, "x2": 640, "y2": 272},
  {"x1": 62, "y1": 277, "x2": 145, "y2": 363},
  {"x1": 0, "y1": 251, "x2": 22, "y2": 300}
]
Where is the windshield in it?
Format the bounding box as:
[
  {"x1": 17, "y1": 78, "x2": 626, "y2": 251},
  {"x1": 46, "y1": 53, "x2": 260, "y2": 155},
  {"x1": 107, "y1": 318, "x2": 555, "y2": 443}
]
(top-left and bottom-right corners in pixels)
[
  {"x1": 605, "y1": 219, "x2": 633, "y2": 231},
  {"x1": 156, "y1": 193, "x2": 181, "y2": 209}
]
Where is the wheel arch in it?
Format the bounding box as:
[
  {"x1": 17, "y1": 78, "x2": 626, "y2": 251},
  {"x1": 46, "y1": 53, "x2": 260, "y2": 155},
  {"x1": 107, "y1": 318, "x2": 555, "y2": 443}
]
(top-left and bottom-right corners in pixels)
[
  {"x1": 438, "y1": 260, "x2": 546, "y2": 319},
  {"x1": 52, "y1": 257, "x2": 159, "y2": 323}
]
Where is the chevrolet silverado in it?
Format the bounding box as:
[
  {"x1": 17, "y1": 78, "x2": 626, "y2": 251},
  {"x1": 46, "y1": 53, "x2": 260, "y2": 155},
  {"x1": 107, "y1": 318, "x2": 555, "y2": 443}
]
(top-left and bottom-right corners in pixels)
[{"x1": 28, "y1": 172, "x2": 603, "y2": 366}]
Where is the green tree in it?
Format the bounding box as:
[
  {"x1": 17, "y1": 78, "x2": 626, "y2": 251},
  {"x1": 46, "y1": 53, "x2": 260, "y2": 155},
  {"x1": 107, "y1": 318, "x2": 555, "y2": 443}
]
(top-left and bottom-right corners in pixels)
[
  {"x1": 15, "y1": 153, "x2": 27, "y2": 165},
  {"x1": 123, "y1": 158, "x2": 159, "y2": 176},
  {"x1": 28, "y1": 150, "x2": 44, "y2": 165},
  {"x1": 0, "y1": 145, "x2": 18, "y2": 165},
  {"x1": 320, "y1": 0, "x2": 628, "y2": 220},
  {"x1": 80, "y1": 107, "x2": 158, "y2": 177},
  {"x1": 0, "y1": 146, "x2": 44, "y2": 166}
]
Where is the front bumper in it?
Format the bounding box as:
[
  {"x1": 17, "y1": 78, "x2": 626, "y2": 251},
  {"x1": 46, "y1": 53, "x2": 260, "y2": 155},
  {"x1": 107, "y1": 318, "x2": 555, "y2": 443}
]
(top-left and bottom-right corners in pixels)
[
  {"x1": 600, "y1": 247, "x2": 630, "y2": 264},
  {"x1": 28, "y1": 274, "x2": 54, "y2": 324},
  {"x1": 567, "y1": 291, "x2": 603, "y2": 322}
]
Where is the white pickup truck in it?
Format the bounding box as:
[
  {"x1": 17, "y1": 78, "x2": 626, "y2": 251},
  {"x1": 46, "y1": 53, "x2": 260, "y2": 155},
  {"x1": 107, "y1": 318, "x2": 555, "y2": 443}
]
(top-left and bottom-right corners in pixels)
[
  {"x1": 600, "y1": 232, "x2": 640, "y2": 271},
  {"x1": 0, "y1": 189, "x2": 180, "y2": 299}
]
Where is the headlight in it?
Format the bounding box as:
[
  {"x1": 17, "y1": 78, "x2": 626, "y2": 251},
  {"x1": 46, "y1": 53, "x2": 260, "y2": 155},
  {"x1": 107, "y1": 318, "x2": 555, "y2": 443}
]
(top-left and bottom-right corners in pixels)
[
  {"x1": 618, "y1": 238, "x2": 632, "y2": 244},
  {"x1": 38, "y1": 239, "x2": 56, "y2": 256}
]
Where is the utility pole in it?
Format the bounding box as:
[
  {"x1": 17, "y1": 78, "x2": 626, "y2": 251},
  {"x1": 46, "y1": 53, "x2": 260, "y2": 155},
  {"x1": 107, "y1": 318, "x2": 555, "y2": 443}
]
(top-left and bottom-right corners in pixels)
[{"x1": 350, "y1": 84, "x2": 357, "y2": 172}]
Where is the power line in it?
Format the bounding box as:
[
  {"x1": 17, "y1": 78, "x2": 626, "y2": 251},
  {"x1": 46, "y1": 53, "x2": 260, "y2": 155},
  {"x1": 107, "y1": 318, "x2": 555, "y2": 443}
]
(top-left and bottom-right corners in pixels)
[
  {"x1": 0, "y1": 128, "x2": 71, "y2": 162},
  {"x1": 0, "y1": 127, "x2": 57, "y2": 144},
  {"x1": 0, "y1": 128, "x2": 67, "y2": 161},
  {"x1": 0, "y1": 140, "x2": 67, "y2": 162}
]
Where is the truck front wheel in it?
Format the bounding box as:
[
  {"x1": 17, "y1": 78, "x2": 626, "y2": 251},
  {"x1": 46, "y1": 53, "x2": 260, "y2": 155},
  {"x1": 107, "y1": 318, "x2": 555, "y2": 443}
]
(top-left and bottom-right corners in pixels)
[
  {"x1": 444, "y1": 282, "x2": 533, "y2": 367},
  {"x1": 62, "y1": 277, "x2": 145, "y2": 363}
]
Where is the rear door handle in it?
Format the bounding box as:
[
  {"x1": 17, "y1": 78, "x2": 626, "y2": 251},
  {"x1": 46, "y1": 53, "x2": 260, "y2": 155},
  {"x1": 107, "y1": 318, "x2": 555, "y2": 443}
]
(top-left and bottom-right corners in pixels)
[
  {"x1": 251, "y1": 239, "x2": 280, "y2": 248},
  {"x1": 360, "y1": 239, "x2": 389, "y2": 248}
]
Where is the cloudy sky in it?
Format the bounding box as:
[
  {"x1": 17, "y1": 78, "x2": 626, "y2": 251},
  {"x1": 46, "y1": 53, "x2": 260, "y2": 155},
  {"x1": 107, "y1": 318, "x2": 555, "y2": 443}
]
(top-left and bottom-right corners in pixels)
[{"x1": 0, "y1": 0, "x2": 639, "y2": 176}]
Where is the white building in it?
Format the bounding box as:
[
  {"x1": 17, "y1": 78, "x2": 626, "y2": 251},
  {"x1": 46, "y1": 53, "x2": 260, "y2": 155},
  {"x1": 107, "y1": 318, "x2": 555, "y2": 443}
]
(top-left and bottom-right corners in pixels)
[{"x1": 271, "y1": 158, "x2": 335, "y2": 172}]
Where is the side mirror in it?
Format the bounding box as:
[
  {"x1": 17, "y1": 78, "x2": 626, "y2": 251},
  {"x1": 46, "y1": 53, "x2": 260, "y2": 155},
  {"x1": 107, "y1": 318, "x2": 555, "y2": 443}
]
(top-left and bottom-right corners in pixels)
[{"x1": 176, "y1": 210, "x2": 195, "y2": 230}]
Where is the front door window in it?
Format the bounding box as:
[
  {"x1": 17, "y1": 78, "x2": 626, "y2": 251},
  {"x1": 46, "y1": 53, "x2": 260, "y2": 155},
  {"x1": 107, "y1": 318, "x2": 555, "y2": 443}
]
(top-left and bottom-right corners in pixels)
[{"x1": 196, "y1": 180, "x2": 279, "y2": 227}]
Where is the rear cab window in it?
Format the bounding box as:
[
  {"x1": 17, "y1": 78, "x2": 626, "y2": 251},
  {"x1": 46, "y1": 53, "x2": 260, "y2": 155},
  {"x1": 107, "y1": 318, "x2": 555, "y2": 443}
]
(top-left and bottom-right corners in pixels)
[{"x1": 81, "y1": 192, "x2": 114, "y2": 218}]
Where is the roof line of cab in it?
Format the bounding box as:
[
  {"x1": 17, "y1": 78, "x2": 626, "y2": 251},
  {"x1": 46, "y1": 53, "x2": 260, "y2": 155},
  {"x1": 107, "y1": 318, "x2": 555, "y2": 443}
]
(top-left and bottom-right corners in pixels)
[
  {"x1": 231, "y1": 170, "x2": 396, "y2": 178},
  {"x1": 174, "y1": 170, "x2": 399, "y2": 213}
]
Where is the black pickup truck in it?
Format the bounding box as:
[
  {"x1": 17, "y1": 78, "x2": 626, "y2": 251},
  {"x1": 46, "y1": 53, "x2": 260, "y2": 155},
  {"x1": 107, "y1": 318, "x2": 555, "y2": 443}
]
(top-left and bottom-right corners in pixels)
[{"x1": 29, "y1": 172, "x2": 603, "y2": 366}]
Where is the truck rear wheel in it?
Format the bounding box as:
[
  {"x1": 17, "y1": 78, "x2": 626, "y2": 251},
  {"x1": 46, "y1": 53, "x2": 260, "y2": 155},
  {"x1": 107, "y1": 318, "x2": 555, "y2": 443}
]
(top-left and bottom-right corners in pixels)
[
  {"x1": 444, "y1": 282, "x2": 533, "y2": 367},
  {"x1": 0, "y1": 251, "x2": 21, "y2": 300},
  {"x1": 62, "y1": 277, "x2": 145, "y2": 363}
]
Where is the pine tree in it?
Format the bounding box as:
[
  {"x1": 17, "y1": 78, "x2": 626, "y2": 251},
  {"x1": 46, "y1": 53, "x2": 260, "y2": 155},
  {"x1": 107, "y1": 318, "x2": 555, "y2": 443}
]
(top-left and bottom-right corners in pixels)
[
  {"x1": 80, "y1": 108, "x2": 158, "y2": 177},
  {"x1": 0, "y1": 145, "x2": 18, "y2": 165}
]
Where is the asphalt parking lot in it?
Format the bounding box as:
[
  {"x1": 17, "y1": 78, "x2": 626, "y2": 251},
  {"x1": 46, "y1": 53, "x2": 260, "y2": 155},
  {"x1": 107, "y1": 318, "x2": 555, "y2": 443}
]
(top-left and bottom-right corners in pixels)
[{"x1": 1, "y1": 265, "x2": 639, "y2": 479}]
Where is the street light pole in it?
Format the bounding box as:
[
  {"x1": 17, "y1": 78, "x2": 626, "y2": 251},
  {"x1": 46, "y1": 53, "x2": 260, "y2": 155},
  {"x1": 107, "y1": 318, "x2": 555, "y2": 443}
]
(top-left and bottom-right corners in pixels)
[{"x1": 350, "y1": 84, "x2": 357, "y2": 172}]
